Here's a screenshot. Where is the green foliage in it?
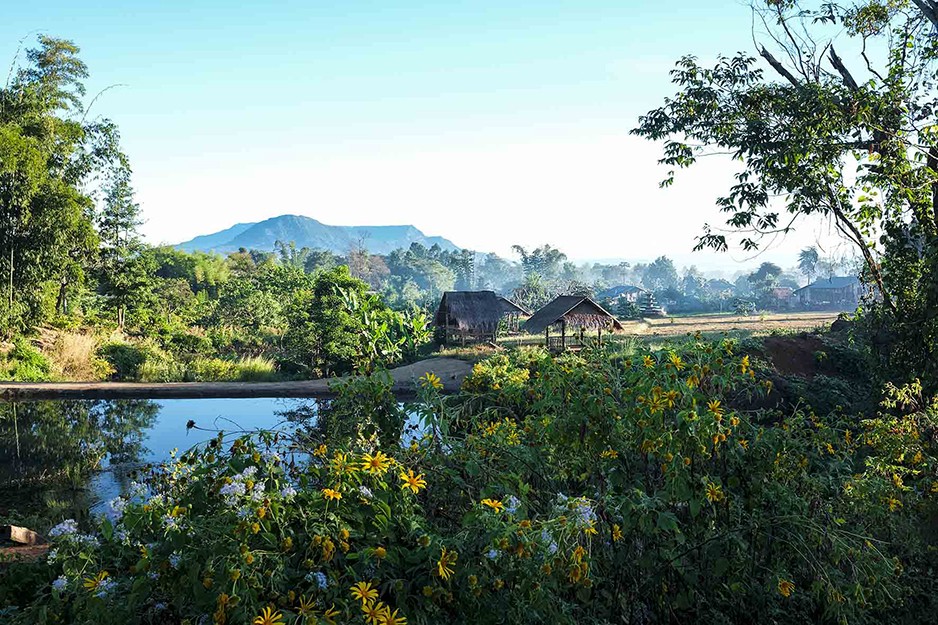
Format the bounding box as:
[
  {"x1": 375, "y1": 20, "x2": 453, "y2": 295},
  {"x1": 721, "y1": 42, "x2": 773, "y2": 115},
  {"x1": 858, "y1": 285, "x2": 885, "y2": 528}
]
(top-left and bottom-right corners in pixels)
[
  {"x1": 632, "y1": 1, "x2": 938, "y2": 389},
  {"x1": 0, "y1": 338, "x2": 52, "y2": 381},
  {"x1": 4, "y1": 342, "x2": 937, "y2": 624}
]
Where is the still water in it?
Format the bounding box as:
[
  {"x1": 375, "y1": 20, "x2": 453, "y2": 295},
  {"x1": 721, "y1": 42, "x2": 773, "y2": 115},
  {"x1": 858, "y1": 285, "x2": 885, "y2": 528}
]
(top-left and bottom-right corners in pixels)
[{"x1": 0, "y1": 398, "x2": 319, "y2": 514}]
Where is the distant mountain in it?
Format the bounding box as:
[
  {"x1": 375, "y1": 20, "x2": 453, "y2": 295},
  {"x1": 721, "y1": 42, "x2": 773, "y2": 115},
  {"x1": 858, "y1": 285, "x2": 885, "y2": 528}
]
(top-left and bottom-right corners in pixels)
[{"x1": 175, "y1": 214, "x2": 460, "y2": 255}]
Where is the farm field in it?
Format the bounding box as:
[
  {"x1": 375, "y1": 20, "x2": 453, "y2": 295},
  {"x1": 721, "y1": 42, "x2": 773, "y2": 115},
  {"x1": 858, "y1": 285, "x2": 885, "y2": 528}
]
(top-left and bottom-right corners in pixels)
[
  {"x1": 493, "y1": 310, "x2": 842, "y2": 349},
  {"x1": 619, "y1": 310, "x2": 841, "y2": 337}
]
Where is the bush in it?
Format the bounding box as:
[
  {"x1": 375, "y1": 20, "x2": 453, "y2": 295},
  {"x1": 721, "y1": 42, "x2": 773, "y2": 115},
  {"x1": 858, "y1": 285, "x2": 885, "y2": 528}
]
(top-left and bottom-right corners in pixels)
[
  {"x1": 0, "y1": 339, "x2": 52, "y2": 381},
  {"x1": 97, "y1": 341, "x2": 183, "y2": 382},
  {"x1": 3, "y1": 342, "x2": 937, "y2": 624}
]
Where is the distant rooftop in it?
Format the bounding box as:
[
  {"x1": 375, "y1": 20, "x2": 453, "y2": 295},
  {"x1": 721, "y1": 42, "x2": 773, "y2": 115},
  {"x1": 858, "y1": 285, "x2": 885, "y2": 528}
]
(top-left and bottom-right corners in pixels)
[{"x1": 796, "y1": 276, "x2": 860, "y2": 291}]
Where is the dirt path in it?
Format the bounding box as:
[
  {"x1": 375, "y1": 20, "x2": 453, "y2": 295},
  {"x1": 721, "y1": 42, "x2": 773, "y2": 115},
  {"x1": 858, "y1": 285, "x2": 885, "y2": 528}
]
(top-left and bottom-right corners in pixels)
[{"x1": 0, "y1": 358, "x2": 473, "y2": 401}]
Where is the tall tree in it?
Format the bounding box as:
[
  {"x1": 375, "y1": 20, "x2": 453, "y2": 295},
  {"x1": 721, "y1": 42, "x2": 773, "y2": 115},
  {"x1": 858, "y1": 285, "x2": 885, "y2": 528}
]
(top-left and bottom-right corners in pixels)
[
  {"x1": 633, "y1": 1, "x2": 938, "y2": 385},
  {"x1": 96, "y1": 168, "x2": 147, "y2": 329},
  {"x1": 798, "y1": 247, "x2": 820, "y2": 282},
  {"x1": 0, "y1": 36, "x2": 118, "y2": 334}
]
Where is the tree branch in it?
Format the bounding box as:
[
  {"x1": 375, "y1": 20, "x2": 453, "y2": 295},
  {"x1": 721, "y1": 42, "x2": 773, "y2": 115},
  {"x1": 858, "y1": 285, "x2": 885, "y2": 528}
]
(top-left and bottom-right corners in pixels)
[
  {"x1": 828, "y1": 47, "x2": 859, "y2": 91},
  {"x1": 911, "y1": 0, "x2": 938, "y2": 28},
  {"x1": 759, "y1": 46, "x2": 801, "y2": 87}
]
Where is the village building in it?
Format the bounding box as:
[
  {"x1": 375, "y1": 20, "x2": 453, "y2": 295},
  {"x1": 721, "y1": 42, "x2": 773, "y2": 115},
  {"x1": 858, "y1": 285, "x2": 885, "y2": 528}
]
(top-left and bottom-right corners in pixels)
[
  {"x1": 793, "y1": 276, "x2": 861, "y2": 309},
  {"x1": 434, "y1": 291, "x2": 530, "y2": 346},
  {"x1": 524, "y1": 295, "x2": 623, "y2": 351},
  {"x1": 596, "y1": 284, "x2": 646, "y2": 303}
]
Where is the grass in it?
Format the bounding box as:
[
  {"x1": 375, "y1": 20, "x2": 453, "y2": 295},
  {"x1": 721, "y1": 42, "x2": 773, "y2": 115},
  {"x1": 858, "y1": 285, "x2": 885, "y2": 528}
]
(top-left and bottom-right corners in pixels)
[{"x1": 46, "y1": 331, "x2": 109, "y2": 380}]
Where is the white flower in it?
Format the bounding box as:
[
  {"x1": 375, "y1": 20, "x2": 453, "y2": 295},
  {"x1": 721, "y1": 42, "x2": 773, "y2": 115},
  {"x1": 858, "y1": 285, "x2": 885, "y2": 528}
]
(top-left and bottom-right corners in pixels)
[
  {"x1": 95, "y1": 577, "x2": 115, "y2": 598},
  {"x1": 154, "y1": 601, "x2": 168, "y2": 611},
  {"x1": 505, "y1": 495, "x2": 521, "y2": 515},
  {"x1": 101, "y1": 497, "x2": 127, "y2": 524},
  {"x1": 236, "y1": 507, "x2": 252, "y2": 520},
  {"x1": 358, "y1": 485, "x2": 373, "y2": 498},
  {"x1": 163, "y1": 515, "x2": 180, "y2": 532},
  {"x1": 148, "y1": 571, "x2": 160, "y2": 580},
  {"x1": 169, "y1": 553, "x2": 181, "y2": 568},
  {"x1": 262, "y1": 451, "x2": 281, "y2": 464},
  {"x1": 486, "y1": 549, "x2": 498, "y2": 560},
  {"x1": 47, "y1": 549, "x2": 58, "y2": 562},
  {"x1": 280, "y1": 485, "x2": 297, "y2": 499},
  {"x1": 305, "y1": 571, "x2": 328, "y2": 589},
  {"x1": 52, "y1": 576, "x2": 68, "y2": 591},
  {"x1": 241, "y1": 466, "x2": 258, "y2": 478},
  {"x1": 49, "y1": 519, "x2": 79, "y2": 538}
]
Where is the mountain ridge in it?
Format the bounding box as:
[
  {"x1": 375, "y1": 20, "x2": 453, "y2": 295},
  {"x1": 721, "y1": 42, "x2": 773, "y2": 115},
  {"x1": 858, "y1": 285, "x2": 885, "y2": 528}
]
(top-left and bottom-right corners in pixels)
[{"x1": 176, "y1": 214, "x2": 460, "y2": 255}]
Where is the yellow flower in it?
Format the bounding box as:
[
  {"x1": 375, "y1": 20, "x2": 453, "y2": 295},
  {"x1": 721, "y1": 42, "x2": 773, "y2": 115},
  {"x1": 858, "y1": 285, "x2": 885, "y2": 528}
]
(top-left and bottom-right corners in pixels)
[
  {"x1": 705, "y1": 482, "x2": 724, "y2": 503},
  {"x1": 739, "y1": 355, "x2": 750, "y2": 373},
  {"x1": 251, "y1": 522, "x2": 260, "y2": 534},
  {"x1": 436, "y1": 547, "x2": 457, "y2": 580},
  {"x1": 203, "y1": 577, "x2": 213, "y2": 589},
  {"x1": 583, "y1": 521, "x2": 598, "y2": 536},
  {"x1": 611, "y1": 524, "x2": 623, "y2": 542},
  {"x1": 322, "y1": 488, "x2": 342, "y2": 501},
  {"x1": 707, "y1": 399, "x2": 724, "y2": 418},
  {"x1": 351, "y1": 581, "x2": 379, "y2": 605},
  {"x1": 668, "y1": 353, "x2": 685, "y2": 371},
  {"x1": 314, "y1": 444, "x2": 328, "y2": 457},
  {"x1": 777, "y1": 578, "x2": 795, "y2": 598},
  {"x1": 643, "y1": 355, "x2": 655, "y2": 369},
  {"x1": 253, "y1": 606, "x2": 285, "y2": 625},
  {"x1": 170, "y1": 505, "x2": 187, "y2": 517},
  {"x1": 886, "y1": 496, "x2": 902, "y2": 512},
  {"x1": 481, "y1": 498, "x2": 504, "y2": 513},
  {"x1": 229, "y1": 569, "x2": 241, "y2": 581},
  {"x1": 382, "y1": 607, "x2": 407, "y2": 625},
  {"x1": 600, "y1": 448, "x2": 618, "y2": 459},
  {"x1": 282, "y1": 536, "x2": 293, "y2": 552},
  {"x1": 340, "y1": 528, "x2": 350, "y2": 540},
  {"x1": 297, "y1": 595, "x2": 317, "y2": 618},
  {"x1": 374, "y1": 546, "x2": 387, "y2": 559},
  {"x1": 420, "y1": 372, "x2": 443, "y2": 390},
  {"x1": 739, "y1": 439, "x2": 749, "y2": 450},
  {"x1": 362, "y1": 451, "x2": 392, "y2": 475},
  {"x1": 83, "y1": 571, "x2": 109, "y2": 591},
  {"x1": 244, "y1": 552, "x2": 255, "y2": 565},
  {"x1": 323, "y1": 604, "x2": 340, "y2": 625},
  {"x1": 362, "y1": 601, "x2": 389, "y2": 625},
  {"x1": 331, "y1": 452, "x2": 358, "y2": 476},
  {"x1": 399, "y1": 469, "x2": 427, "y2": 494}
]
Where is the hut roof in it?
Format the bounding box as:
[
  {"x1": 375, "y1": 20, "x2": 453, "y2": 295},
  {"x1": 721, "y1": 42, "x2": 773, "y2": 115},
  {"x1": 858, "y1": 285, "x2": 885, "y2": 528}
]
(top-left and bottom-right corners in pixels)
[
  {"x1": 435, "y1": 291, "x2": 529, "y2": 331},
  {"x1": 523, "y1": 295, "x2": 623, "y2": 335},
  {"x1": 794, "y1": 276, "x2": 860, "y2": 293}
]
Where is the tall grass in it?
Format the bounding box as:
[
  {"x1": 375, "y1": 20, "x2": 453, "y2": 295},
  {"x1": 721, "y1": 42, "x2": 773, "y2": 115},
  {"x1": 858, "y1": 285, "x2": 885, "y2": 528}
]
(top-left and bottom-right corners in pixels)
[{"x1": 47, "y1": 332, "x2": 111, "y2": 380}]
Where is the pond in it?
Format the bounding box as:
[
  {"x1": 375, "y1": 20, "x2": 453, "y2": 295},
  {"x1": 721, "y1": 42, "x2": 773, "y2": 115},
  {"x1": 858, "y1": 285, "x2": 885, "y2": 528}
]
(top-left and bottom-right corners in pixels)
[{"x1": 0, "y1": 397, "x2": 417, "y2": 518}]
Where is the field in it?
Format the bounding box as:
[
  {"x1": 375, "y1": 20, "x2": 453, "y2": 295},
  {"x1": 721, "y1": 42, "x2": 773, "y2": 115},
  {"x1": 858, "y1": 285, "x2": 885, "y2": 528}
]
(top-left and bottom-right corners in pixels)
[{"x1": 494, "y1": 310, "x2": 842, "y2": 349}]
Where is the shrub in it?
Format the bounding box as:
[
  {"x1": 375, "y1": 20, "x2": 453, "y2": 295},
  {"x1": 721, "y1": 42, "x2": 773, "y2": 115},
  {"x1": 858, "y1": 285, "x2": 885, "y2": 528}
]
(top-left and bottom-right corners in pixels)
[
  {"x1": 0, "y1": 339, "x2": 52, "y2": 381},
  {"x1": 3, "y1": 342, "x2": 937, "y2": 624}
]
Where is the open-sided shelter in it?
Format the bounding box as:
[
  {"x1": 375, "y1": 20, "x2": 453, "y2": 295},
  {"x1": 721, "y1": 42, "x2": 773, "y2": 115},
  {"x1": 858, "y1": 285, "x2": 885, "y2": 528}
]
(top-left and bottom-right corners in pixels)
[
  {"x1": 434, "y1": 291, "x2": 530, "y2": 345},
  {"x1": 523, "y1": 295, "x2": 623, "y2": 350}
]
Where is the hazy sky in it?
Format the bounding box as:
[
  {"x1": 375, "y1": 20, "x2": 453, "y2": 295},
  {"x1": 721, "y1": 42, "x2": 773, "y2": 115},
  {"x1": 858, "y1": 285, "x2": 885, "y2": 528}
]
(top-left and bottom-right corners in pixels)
[{"x1": 2, "y1": 1, "x2": 852, "y2": 270}]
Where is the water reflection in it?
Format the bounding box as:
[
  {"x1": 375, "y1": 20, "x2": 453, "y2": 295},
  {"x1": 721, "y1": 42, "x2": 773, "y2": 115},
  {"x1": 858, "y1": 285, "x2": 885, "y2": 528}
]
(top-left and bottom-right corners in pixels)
[{"x1": 0, "y1": 397, "x2": 419, "y2": 521}]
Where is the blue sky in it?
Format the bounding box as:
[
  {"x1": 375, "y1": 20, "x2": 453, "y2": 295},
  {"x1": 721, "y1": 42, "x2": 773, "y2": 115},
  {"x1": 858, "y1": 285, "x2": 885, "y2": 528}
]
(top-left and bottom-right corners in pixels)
[{"x1": 1, "y1": 1, "x2": 851, "y2": 271}]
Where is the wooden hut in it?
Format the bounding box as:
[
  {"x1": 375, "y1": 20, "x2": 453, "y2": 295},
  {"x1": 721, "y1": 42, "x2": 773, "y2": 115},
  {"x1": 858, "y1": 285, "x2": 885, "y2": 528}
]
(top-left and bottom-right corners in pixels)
[
  {"x1": 524, "y1": 295, "x2": 623, "y2": 351},
  {"x1": 434, "y1": 291, "x2": 530, "y2": 346}
]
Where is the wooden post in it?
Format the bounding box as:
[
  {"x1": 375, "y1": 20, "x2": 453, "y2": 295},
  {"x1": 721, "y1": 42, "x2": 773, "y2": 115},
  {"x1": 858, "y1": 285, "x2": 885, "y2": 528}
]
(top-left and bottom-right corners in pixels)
[
  {"x1": 561, "y1": 320, "x2": 566, "y2": 350},
  {"x1": 598, "y1": 326, "x2": 602, "y2": 346},
  {"x1": 545, "y1": 325, "x2": 549, "y2": 349}
]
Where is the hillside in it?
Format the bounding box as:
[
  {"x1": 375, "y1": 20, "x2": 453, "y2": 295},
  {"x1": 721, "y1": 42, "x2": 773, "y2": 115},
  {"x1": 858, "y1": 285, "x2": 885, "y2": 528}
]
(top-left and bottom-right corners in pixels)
[{"x1": 175, "y1": 214, "x2": 460, "y2": 255}]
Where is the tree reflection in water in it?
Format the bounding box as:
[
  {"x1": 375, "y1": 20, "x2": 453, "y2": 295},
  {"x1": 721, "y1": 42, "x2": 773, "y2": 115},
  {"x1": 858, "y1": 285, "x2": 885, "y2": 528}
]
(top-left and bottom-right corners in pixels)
[{"x1": 0, "y1": 400, "x2": 158, "y2": 518}]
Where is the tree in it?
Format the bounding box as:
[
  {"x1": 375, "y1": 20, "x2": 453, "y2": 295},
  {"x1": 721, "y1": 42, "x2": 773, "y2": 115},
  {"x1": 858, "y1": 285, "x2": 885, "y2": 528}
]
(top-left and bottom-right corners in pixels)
[
  {"x1": 641, "y1": 256, "x2": 679, "y2": 292},
  {"x1": 96, "y1": 169, "x2": 147, "y2": 329},
  {"x1": 798, "y1": 247, "x2": 820, "y2": 282},
  {"x1": 511, "y1": 244, "x2": 567, "y2": 282},
  {"x1": 0, "y1": 36, "x2": 119, "y2": 334},
  {"x1": 633, "y1": 1, "x2": 938, "y2": 386}
]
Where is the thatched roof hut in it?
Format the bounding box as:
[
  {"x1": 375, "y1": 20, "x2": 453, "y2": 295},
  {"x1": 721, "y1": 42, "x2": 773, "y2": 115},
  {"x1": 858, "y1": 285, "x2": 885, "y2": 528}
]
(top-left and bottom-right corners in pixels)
[
  {"x1": 524, "y1": 295, "x2": 622, "y2": 350},
  {"x1": 434, "y1": 291, "x2": 530, "y2": 345}
]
